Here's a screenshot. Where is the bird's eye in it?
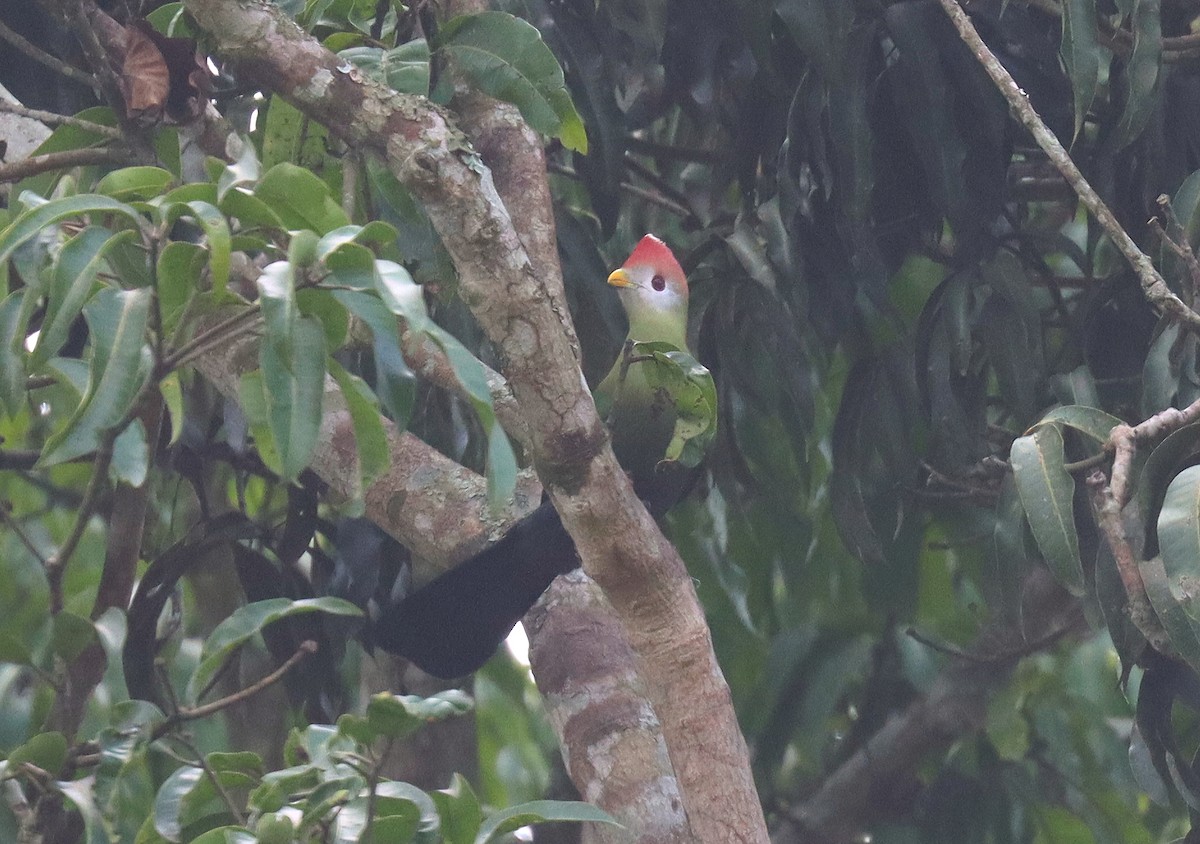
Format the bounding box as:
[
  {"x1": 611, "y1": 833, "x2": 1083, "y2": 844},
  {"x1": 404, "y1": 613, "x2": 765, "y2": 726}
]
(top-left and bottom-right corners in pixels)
[{"x1": 652, "y1": 275, "x2": 666, "y2": 291}]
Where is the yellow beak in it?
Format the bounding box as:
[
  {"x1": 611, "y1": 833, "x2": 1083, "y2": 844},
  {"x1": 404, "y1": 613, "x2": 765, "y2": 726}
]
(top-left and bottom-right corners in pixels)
[{"x1": 607, "y1": 268, "x2": 634, "y2": 288}]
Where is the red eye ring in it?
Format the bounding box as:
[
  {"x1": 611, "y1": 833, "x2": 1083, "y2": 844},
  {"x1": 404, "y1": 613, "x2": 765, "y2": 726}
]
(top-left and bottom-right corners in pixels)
[{"x1": 651, "y1": 275, "x2": 666, "y2": 291}]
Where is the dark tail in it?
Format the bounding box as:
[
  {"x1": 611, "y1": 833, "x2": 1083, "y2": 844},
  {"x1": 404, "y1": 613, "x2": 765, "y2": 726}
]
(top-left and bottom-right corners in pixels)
[{"x1": 371, "y1": 500, "x2": 578, "y2": 677}]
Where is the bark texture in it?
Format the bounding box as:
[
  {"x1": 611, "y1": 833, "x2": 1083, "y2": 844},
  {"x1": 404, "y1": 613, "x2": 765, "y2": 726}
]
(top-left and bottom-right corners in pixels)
[{"x1": 180, "y1": 1, "x2": 766, "y2": 839}]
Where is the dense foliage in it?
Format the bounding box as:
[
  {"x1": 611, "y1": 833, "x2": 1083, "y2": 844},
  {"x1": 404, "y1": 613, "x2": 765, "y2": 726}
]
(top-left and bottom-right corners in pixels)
[{"x1": 9, "y1": 0, "x2": 1200, "y2": 841}]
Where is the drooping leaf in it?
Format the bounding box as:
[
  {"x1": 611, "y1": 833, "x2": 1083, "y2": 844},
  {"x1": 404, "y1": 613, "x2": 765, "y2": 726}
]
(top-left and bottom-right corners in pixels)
[
  {"x1": 0, "y1": 291, "x2": 26, "y2": 416},
  {"x1": 438, "y1": 11, "x2": 587, "y2": 153},
  {"x1": 111, "y1": 418, "x2": 149, "y2": 487},
  {"x1": 332, "y1": 289, "x2": 416, "y2": 425},
  {"x1": 1136, "y1": 422, "x2": 1200, "y2": 557},
  {"x1": 257, "y1": 262, "x2": 327, "y2": 480},
  {"x1": 39, "y1": 287, "x2": 154, "y2": 466},
  {"x1": 1155, "y1": 466, "x2": 1200, "y2": 638},
  {"x1": 57, "y1": 777, "x2": 110, "y2": 844},
  {"x1": 432, "y1": 773, "x2": 483, "y2": 844},
  {"x1": 187, "y1": 597, "x2": 361, "y2": 702},
  {"x1": 1113, "y1": 0, "x2": 1163, "y2": 149},
  {"x1": 255, "y1": 162, "x2": 350, "y2": 234},
  {"x1": 0, "y1": 193, "x2": 143, "y2": 266},
  {"x1": 370, "y1": 261, "x2": 516, "y2": 503},
  {"x1": 340, "y1": 40, "x2": 431, "y2": 95},
  {"x1": 1010, "y1": 424, "x2": 1084, "y2": 594},
  {"x1": 355, "y1": 689, "x2": 473, "y2": 740},
  {"x1": 33, "y1": 226, "x2": 136, "y2": 368},
  {"x1": 158, "y1": 200, "x2": 232, "y2": 298},
  {"x1": 95, "y1": 166, "x2": 175, "y2": 200},
  {"x1": 327, "y1": 357, "x2": 391, "y2": 506},
  {"x1": 154, "y1": 764, "x2": 205, "y2": 842},
  {"x1": 1032, "y1": 405, "x2": 1122, "y2": 445},
  {"x1": 1060, "y1": 0, "x2": 1101, "y2": 142},
  {"x1": 1139, "y1": 554, "x2": 1200, "y2": 674},
  {"x1": 830, "y1": 360, "x2": 885, "y2": 565}
]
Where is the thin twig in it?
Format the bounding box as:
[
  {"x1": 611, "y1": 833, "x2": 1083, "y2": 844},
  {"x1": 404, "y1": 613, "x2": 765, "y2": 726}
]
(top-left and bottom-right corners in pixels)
[
  {"x1": 174, "y1": 735, "x2": 247, "y2": 825},
  {"x1": 1086, "y1": 471, "x2": 1168, "y2": 648},
  {"x1": 0, "y1": 503, "x2": 48, "y2": 565},
  {"x1": 0, "y1": 147, "x2": 132, "y2": 182},
  {"x1": 936, "y1": 0, "x2": 1200, "y2": 334},
  {"x1": 153, "y1": 641, "x2": 317, "y2": 734},
  {"x1": 1062, "y1": 451, "x2": 1110, "y2": 474},
  {"x1": 627, "y1": 136, "x2": 722, "y2": 165},
  {"x1": 1154, "y1": 194, "x2": 1200, "y2": 307},
  {"x1": 26, "y1": 375, "x2": 57, "y2": 390},
  {"x1": 547, "y1": 161, "x2": 694, "y2": 219},
  {"x1": 160, "y1": 305, "x2": 263, "y2": 374},
  {"x1": 907, "y1": 611, "x2": 1079, "y2": 663},
  {"x1": 624, "y1": 154, "x2": 697, "y2": 217},
  {"x1": 0, "y1": 99, "x2": 120, "y2": 139},
  {"x1": 0, "y1": 19, "x2": 99, "y2": 91}
]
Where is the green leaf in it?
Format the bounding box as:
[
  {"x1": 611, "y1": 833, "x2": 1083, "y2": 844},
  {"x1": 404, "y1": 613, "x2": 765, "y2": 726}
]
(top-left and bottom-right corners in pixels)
[
  {"x1": 187, "y1": 597, "x2": 361, "y2": 701},
  {"x1": 1137, "y1": 422, "x2": 1200, "y2": 557},
  {"x1": 433, "y1": 328, "x2": 517, "y2": 506},
  {"x1": 1155, "y1": 466, "x2": 1200, "y2": 639},
  {"x1": 0, "y1": 291, "x2": 26, "y2": 417},
  {"x1": 160, "y1": 371, "x2": 185, "y2": 444},
  {"x1": 154, "y1": 764, "x2": 204, "y2": 841},
  {"x1": 437, "y1": 11, "x2": 587, "y2": 152},
  {"x1": 111, "y1": 419, "x2": 149, "y2": 487},
  {"x1": 264, "y1": 314, "x2": 326, "y2": 481},
  {"x1": 33, "y1": 226, "x2": 137, "y2": 368},
  {"x1": 1010, "y1": 425, "x2": 1084, "y2": 594},
  {"x1": 364, "y1": 689, "x2": 473, "y2": 739},
  {"x1": 1137, "y1": 554, "x2": 1200, "y2": 672},
  {"x1": 256, "y1": 262, "x2": 327, "y2": 480},
  {"x1": 8, "y1": 731, "x2": 69, "y2": 777},
  {"x1": 315, "y1": 222, "x2": 397, "y2": 261},
  {"x1": 0, "y1": 193, "x2": 143, "y2": 266},
  {"x1": 432, "y1": 773, "x2": 482, "y2": 844},
  {"x1": 160, "y1": 201, "x2": 232, "y2": 298},
  {"x1": 51, "y1": 610, "x2": 98, "y2": 663},
  {"x1": 985, "y1": 684, "x2": 1030, "y2": 761},
  {"x1": 334, "y1": 782, "x2": 438, "y2": 842},
  {"x1": 1031, "y1": 405, "x2": 1121, "y2": 445},
  {"x1": 340, "y1": 40, "x2": 431, "y2": 95},
  {"x1": 256, "y1": 162, "x2": 350, "y2": 235},
  {"x1": 95, "y1": 166, "x2": 174, "y2": 201},
  {"x1": 247, "y1": 764, "x2": 321, "y2": 813},
  {"x1": 476, "y1": 800, "x2": 617, "y2": 843},
  {"x1": 218, "y1": 187, "x2": 286, "y2": 231},
  {"x1": 217, "y1": 139, "x2": 260, "y2": 199},
  {"x1": 369, "y1": 262, "x2": 515, "y2": 502},
  {"x1": 58, "y1": 777, "x2": 111, "y2": 844},
  {"x1": 332, "y1": 290, "x2": 415, "y2": 424},
  {"x1": 1059, "y1": 0, "x2": 1101, "y2": 142},
  {"x1": 39, "y1": 287, "x2": 153, "y2": 466},
  {"x1": 328, "y1": 358, "x2": 391, "y2": 503},
  {"x1": 239, "y1": 370, "x2": 282, "y2": 474},
  {"x1": 1113, "y1": 0, "x2": 1162, "y2": 149}
]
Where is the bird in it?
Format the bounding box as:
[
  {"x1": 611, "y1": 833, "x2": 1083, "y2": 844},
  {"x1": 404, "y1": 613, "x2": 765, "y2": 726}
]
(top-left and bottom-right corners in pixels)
[{"x1": 371, "y1": 234, "x2": 698, "y2": 677}]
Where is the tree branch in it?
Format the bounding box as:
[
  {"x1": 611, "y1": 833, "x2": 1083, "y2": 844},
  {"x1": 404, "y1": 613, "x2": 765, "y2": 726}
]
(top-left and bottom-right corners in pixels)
[
  {"x1": 0, "y1": 147, "x2": 131, "y2": 182},
  {"x1": 936, "y1": 0, "x2": 1200, "y2": 333},
  {"x1": 772, "y1": 571, "x2": 1082, "y2": 844},
  {"x1": 448, "y1": 67, "x2": 688, "y2": 840},
  {"x1": 180, "y1": 1, "x2": 766, "y2": 839}
]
